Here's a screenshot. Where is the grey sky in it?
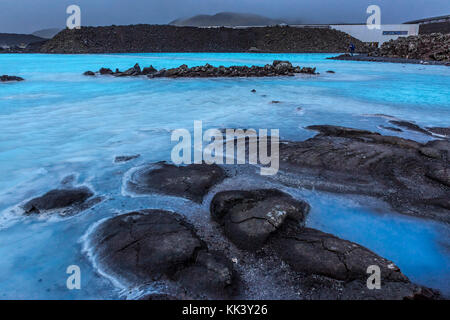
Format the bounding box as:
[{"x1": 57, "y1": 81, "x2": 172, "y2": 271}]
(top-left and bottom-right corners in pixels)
[{"x1": 1, "y1": 0, "x2": 449, "y2": 34}]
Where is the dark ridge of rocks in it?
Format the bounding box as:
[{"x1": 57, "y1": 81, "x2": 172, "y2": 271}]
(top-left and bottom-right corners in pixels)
[
  {"x1": 91, "y1": 210, "x2": 238, "y2": 299},
  {"x1": 1, "y1": 75, "x2": 24, "y2": 82},
  {"x1": 126, "y1": 162, "x2": 226, "y2": 202},
  {"x1": 278, "y1": 125, "x2": 450, "y2": 222},
  {"x1": 83, "y1": 61, "x2": 318, "y2": 78},
  {"x1": 419, "y1": 21, "x2": 450, "y2": 35},
  {"x1": 210, "y1": 189, "x2": 310, "y2": 251},
  {"x1": 326, "y1": 70, "x2": 335, "y2": 73},
  {"x1": 426, "y1": 127, "x2": 450, "y2": 138},
  {"x1": 388, "y1": 120, "x2": 432, "y2": 135},
  {"x1": 369, "y1": 115, "x2": 447, "y2": 138},
  {"x1": 22, "y1": 187, "x2": 101, "y2": 215},
  {"x1": 40, "y1": 25, "x2": 369, "y2": 54},
  {"x1": 114, "y1": 154, "x2": 140, "y2": 163},
  {"x1": 368, "y1": 33, "x2": 450, "y2": 63},
  {"x1": 328, "y1": 53, "x2": 450, "y2": 66}
]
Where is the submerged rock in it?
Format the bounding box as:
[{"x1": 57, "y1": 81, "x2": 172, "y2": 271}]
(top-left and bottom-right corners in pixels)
[
  {"x1": 23, "y1": 187, "x2": 97, "y2": 215},
  {"x1": 379, "y1": 125, "x2": 403, "y2": 132},
  {"x1": 91, "y1": 210, "x2": 237, "y2": 299},
  {"x1": 126, "y1": 162, "x2": 226, "y2": 202},
  {"x1": 114, "y1": 154, "x2": 140, "y2": 163},
  {"x1": 1, "y1": 75, "x2": 24, "y2": 82},
  {"x1": 426, "y1": 126, "x2": 450, "y2": 138},
  {"x1": 388, "y1": 120, "x2": 431, "y2": 135},
  {"x1": 279, "y1": 125, "x2": 450, "y2": 222},
  {"x1": 210, "y1": 189, "x2": 310, "y2": 250}
]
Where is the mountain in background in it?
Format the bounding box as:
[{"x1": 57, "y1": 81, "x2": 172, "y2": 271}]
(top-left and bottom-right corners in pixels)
[
  {"x1": 169, "y1": 12, "x2": 287, "y2": 27},
  {"x1": 0, "y1": 33, "x2": 45, "y2": 46},
  {"x1": 32, "y1": 28, "x2": 62, "y2": 39}
]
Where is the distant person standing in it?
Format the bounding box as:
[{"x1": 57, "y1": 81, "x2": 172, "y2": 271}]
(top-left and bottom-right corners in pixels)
[{"x1": 349, "y1": 43, "x2": 355, "y2": 56}]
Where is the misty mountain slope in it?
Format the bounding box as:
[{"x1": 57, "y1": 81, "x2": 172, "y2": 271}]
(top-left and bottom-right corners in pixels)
[
  {"x1": 40, "y1": 24, "x2": 369, "y2": 53},
  {"x1": 169, "y1": 12, "x2": 286, "y2": 26},
  {"x1": 0, "y1": 33, "x2": 45, "y2": 46}
]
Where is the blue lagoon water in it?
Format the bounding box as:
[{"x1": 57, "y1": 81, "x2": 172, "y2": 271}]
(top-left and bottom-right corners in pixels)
[{"x1": 0, "y1": 53, "x2": 449, "y2": 298}]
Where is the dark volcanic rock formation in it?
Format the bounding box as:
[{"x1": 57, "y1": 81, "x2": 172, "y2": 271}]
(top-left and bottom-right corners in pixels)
[
  {"x1": 368, "y1": 33, "x2": 450, "y2": 62},
  {"x1": 269, "y1": 222, "x2": 428, "y2": 300},
  {"x1": 84, "y1": 61, "x2": 317, "y2": 78},
  {"x1": 91, "y1": 210, "x2": 237, "y2": 299},
  {"x1": 126, "y1": 162, "x2": 226, "y2": 202},
  {"x1": 329, "y1": 53, "x2": 450, "y2": 65},
  {"x1": 379, "y1": 125, "x2": 403, "y2": 132},
  {"x1": 23, "y1": 187, "x2": 100, "y2": 215},
  {"x1": 426, "y1": 127, "x2": 450, "y2": 138},
  {"x1": 1, "y1": 75, "x2": 24, "y2": 82},
  {"x1": 272, "y1": 224, "x2": 406, "y2": 282},
  {"x1": 208, "y1": 189, "x2": 434, "y2": 299},
  {"x1": 40, "y1": 25, "x2": 369, "y2": 54},
  {"x1": 114, "y1": 154, "x2": 140, "y2": 163},
  {"x1": 388, "y1": 120, "x2": 432, "y2": 135},
  {"x1": 279, "y1": 125, "x2": 450, "y2": 222},
  {"x1": 210, "y1": 189, "x2": 310, "y2": 250}
]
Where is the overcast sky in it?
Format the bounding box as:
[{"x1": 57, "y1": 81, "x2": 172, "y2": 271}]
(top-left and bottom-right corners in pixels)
[{"x1": 1, "y1": 0, "x2": 449, "y2": 33}]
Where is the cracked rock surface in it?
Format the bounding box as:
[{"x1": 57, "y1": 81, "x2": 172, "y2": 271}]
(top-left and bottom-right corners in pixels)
[
  {"x1": 91, "y1": 210, "x2": 238, "y2": 299},
  {"x1": 270, "y1": 222, "x2": 433, "y2": 300},
  {"x1": 272, "y1": 224, "x2": 407, "y2": 282},
  {"x1": 210, "y1": 189, "x2": 310, "y2": 250},
  {"x1": 279, "y1": 125, "x2": 450, "y2": 222}
]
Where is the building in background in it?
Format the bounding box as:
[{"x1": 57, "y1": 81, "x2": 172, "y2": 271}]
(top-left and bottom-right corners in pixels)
[{"x1": 329, "y1": 24, "x2": 419, "y2": 47}]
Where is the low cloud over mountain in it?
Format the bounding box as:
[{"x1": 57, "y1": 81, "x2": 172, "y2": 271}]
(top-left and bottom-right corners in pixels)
[{"x1": 169, "y1": 12, "x2": 287, "y2": 27}]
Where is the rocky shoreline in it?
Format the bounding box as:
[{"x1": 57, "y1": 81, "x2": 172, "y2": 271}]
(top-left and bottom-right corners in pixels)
[
  {"x1": 329, "y1": 53, "x2": 450, "y2": 66},
  {"x1": 83, "y1": 61, "x2": 318, "y2": 78},
  {"x1": 330, "y1": 33, "x2": 450, "y2": 65},
  {"x1": 18, "y1": 123, "x2": 448, "y2": 300},
  {"x1": 369, "y1": 33, "x2": 450, "y2": 63}
]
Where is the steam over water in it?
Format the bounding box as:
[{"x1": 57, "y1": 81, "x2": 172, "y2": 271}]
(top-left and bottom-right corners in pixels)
[{"x1": 0, "y1": 53, "x2": 449, "y2": 299}]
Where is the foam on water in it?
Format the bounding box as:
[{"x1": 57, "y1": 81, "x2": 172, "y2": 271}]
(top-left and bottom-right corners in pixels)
[{"x1": 0, "y1": 53, "x2": 449, "y2": 298}]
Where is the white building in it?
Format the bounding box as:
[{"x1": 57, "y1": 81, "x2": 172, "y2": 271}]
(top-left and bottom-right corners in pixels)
[{"x1": 329, "y1": 24, "x2": 419, "y2": 46}]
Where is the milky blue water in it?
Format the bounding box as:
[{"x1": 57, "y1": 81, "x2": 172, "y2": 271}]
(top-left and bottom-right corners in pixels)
[{"x1": 0, "y1": 53, "x2": 449, "y2": 299}]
